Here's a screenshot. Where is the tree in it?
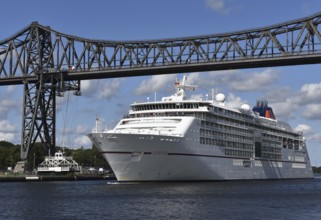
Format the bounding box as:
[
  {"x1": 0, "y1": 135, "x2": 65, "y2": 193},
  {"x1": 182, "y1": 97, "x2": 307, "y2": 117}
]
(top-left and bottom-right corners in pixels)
[
  {"x1": 0, "y1": 142, "x2": 20, "y2": 170},
  {"x1": 72, "y1": 146, "x2": 110, "y2": 169}
]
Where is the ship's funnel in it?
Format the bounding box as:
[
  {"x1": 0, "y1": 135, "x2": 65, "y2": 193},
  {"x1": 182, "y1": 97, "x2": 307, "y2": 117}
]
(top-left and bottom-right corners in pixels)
[{"x1": 252, "y1": 100, "x2": 275, "y2": 119}]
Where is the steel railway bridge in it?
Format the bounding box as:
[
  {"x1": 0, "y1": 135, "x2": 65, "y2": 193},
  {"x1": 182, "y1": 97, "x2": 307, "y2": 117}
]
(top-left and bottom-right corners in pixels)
[{"x1": 1, "y1": 12, "x2": 321, "y2": 168}]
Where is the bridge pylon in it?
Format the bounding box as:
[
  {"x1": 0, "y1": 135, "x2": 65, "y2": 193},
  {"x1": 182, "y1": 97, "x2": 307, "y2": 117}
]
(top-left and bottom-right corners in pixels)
[{"x1": 13, "y1": 24, "x2": 80, "y2": 172}]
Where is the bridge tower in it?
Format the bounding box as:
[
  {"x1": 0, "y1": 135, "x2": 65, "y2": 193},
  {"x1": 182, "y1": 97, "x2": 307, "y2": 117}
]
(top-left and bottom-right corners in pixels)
[{"x1": 14, "y1": 24, "x2": 80, "y2": 172}]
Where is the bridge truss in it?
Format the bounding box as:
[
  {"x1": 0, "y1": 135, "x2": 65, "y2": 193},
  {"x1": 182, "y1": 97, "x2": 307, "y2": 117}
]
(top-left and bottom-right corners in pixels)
[{"x1": 1, "y1": 12, "x2": 321, "y2": 163}]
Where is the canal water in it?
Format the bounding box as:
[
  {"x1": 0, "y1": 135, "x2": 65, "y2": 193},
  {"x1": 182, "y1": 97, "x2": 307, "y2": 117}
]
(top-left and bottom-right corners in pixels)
[{"x1": 0, "y1": 176, "x2": 320, "y2": 219}]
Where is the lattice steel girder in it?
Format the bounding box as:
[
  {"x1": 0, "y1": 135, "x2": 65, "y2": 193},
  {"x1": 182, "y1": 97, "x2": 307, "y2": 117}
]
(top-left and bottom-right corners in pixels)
[
  {"x1": 19, "y1": 24, "x2": 79, "y2": 161},
  {"x1": 19, "y1": 24, "x2": 57, "y2": 161},
  {"x1": 1, "y1": 13, "x2": 321, "y2": 84},
  {"x1": 21, "y1": 70, "x2": 80, "y2": 160},
  {"x1": 21, "y1": 75, "x2": 56, "y2": 160}
]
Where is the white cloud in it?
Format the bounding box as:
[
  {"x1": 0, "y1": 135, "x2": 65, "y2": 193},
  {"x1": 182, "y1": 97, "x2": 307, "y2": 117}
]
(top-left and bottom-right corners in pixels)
[
  {"x1": 301, "y1": 82, "x2": 321, "y2": 98},
  {"x1": 295, "y1": 124, "x2": 321, "y2": 143},
  {"x1": 291, "y1": 82, "x2": 321, "y2": 105},
  {"x1": 81, "y1": 78, "x2": 122, "y2": 99},
  {"x1": 0, "y1": 98, "x2": 20, "y2": 118},
  {"x1": 135, "y1": 74, "x2": 177, "y2": 96},
  {"x1": 225, "y1": 92, "x2": 248, "y2": 108},
  {"x1": 0, "y1": 120, "x2": 16, "y2": 143},
  {"x1": 183, "y1": 69, "x2": 279, "y2": 93},
  {"x1": 132, "y1": 69, "x2": 279, "y2": 103},
  {"x1": 302, "y1": 103, "x2": 321, "y2": 120},
  {"x1": 76, "y1": 124, "x2": 89, "y2": 134},
  {"x1": 56, "y1": 91, "x2": 73, "y2": 113},
  {"x1": 264, "y1": 82, "x2": 321, "y2": 121},
  {"x1": 205, "y1": 0, "x2": 230, "y2": 14},
  {"x1": 310, "y1": 133, "x2": 321, "y2": 143},
  {"x1": 81, "y1": 80, "x2": 96, "y2": 96},
  {"x1": 201, "y1": 78, "x2": 321, "y2": 122},
  {"x1": 98, "y1": 79, "x2": 121, "y2": 99},
  {"x1": 264, "y1": 87, "x2": 292, "y2": 103},
  {"x1": 228, "y1": 69, "x2": 279, "y2": 91},
  {"x1": 0, "y1": 120, "x2": 16, "y2": 132},
  {"x1": 74, "y1": 135, "x2": 92, "y2": 147},
  {"x1": 255, "y1": 81, "x2": 321, "y2": 121},
  {"x1": 6, "y1": 85, "x2": 16, "y2": 93},
  {"x1": 56, "y1": 121, "x2": 94, "y2": 148},
  {"x1": 0, "y1": 132, "x2": 15, "y2": 143},
  {"x1": 269, "y1": 101, "x2": 298, "y2": 121},
  {"x1": 295, "y1": 124, "x2": 313, "y2": 134}
]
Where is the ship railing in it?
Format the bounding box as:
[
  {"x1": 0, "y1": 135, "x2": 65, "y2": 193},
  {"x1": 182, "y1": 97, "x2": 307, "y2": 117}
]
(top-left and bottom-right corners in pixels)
[
  {"x1": 121, "y1": 119, "x2": 181, "y2": 125},
  {"x1": 43, "y1": 156, "x2": 75, "y2": 161},
  {"x1": 39, "y1": 162, "x2": 78, "y2": 167},
  {"x1": 201, "y1": 125, "x2": 254, "y2": 138},
  {"x1": 37, "y1": 166, "x2": 80, "y2": 172},
  {"x1": 113, "y1": 129, "x2": 183, "y2": 137},
  {"x1": 37, "y1": 167, "x2": 72, "y2": 171},
  {"x1": 207, "y1": 132, "x2": 251, "y2": 142},
  {"x1": 258, "y1": 118, "x2": 293, "y2": 131},
  {"x1": 128, "y1": 112, "x2": 197, "y2": 118},
  {"x1": 202, "y1": 121, "x2": 253, "y2": 137},
  {"x1": 207, "y1": 135, "x2": 253, "y2": 145},
  {"x1": 215, "y1": 119, "x2": 246, "y2": 128},
  {"x1": 262, "y1": 129, "x2": 301, "y2": 140},
  {"x1": 256, "y1": 118, "x2": 303, "y2": 139},
  {"x1": 91, "y1": 128, "x2": 109, "y2": 133},
  {"x1": 210, "y1": 110, "x2": 254, "y2": 124}
]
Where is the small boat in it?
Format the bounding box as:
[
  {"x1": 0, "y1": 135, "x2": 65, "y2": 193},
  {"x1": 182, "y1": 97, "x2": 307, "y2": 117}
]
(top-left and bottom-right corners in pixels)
[{"x1": 37, "y1": 151, "x2": 80, "y2": 173}]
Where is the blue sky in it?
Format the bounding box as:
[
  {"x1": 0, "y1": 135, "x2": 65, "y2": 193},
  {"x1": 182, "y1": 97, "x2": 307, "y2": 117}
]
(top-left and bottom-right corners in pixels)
[{"x1": 0, "y1": 0, "x2": 321, "y2": 166}]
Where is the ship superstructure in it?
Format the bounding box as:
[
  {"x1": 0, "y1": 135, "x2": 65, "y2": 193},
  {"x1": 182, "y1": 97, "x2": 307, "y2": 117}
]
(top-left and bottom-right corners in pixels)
[{"x1": 88, "y1": 75, "x2": 313, "y2": 181}]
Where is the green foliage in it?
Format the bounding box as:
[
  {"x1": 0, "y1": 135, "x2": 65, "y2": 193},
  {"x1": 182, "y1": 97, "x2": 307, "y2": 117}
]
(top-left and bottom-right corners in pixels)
[
  {"x1": 0, "y1": 141, "x2": 15, "y2": 148},
  {"x1": 0, "y1": 143, "x2": 20, "y2": 170},
  {"x1": 312, "y1": 166, "x2": 321, "y2": 173},
  {"x1": 27, "y1": 143, "x2": 47, "y2": 170},
  {"x1": 72, "y1": 146, "x2": 109, "y2": 168}
]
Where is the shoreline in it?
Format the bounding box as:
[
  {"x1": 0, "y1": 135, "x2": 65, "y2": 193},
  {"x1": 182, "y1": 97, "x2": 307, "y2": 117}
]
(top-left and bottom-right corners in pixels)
[{"x1": 0, "y1": 175, "x2": 116, "y2": 182}]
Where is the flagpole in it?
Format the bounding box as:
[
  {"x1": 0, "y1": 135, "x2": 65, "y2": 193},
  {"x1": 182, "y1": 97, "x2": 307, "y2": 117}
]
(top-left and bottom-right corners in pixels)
[{"x1": 96, "y1": 115, "x2": 98, "y2": 133}]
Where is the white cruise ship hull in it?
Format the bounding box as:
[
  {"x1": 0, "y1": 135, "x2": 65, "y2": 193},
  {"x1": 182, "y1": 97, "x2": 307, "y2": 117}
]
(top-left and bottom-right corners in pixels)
[
  {"x1": 87, "y1": 75, "x2": 314, "y2": 182},
  {"x1": 88, "y1": 132, "x2": 313, "y2": 181}
]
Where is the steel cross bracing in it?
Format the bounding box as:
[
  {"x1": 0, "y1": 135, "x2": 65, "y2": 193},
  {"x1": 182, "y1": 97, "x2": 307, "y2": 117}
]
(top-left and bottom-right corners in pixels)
[{"x1": 1, "y1": 12, "x2": 321, "y2": 161}]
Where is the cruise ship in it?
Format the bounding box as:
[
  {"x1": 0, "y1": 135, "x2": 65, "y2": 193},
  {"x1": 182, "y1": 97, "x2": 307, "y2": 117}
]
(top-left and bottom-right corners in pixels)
[{"x1": 87, "y1": 75, "x2": 313, "y2": 181}]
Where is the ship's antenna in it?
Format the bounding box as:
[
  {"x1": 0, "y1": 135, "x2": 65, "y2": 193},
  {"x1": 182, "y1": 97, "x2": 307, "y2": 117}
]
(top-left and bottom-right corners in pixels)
[
  {"x1": 212, "y1": 88, "x2": 214, "y2": 102},
  {"x1": 95, "y1": 115, "x2": 99, "y2": 133}
]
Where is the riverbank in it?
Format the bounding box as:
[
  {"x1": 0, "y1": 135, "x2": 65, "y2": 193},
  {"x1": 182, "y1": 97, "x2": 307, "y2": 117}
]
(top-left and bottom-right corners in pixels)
[{"x1": 0, "y1": 174, "x2": 116, "y2": 182}]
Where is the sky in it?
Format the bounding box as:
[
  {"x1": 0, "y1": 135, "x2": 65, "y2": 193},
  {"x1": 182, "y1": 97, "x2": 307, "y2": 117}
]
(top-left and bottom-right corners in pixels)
[{"x1": 0, "y1": 0, "x2": 321, "y2": 166}]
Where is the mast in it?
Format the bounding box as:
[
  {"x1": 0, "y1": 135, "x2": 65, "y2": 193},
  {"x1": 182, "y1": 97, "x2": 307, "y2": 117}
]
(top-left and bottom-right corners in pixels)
[
  {"x1": 174, "y1": 75, "x2": 197, "y2": 99},
  {"x1": 96, "y1": 116, "x2": 99, "y2": 133}
]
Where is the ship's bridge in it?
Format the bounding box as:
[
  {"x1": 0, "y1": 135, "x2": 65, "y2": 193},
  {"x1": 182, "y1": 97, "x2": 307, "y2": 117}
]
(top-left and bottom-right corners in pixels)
[
  {"x1": 128, "y1": 99, "x2": 214, "y2": 118},
  {"x1": 131, "y1": 101, "x2": 211, "y2": 111}
]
